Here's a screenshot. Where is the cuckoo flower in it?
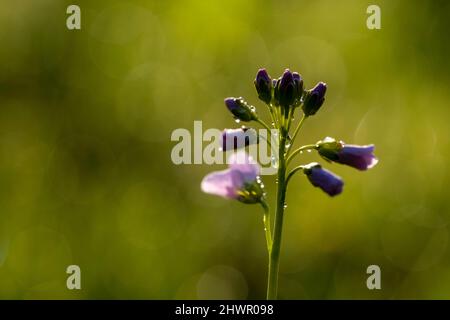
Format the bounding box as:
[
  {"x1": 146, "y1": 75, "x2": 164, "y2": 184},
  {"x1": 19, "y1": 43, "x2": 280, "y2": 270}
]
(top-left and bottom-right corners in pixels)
[
  {"x1": 225, "y1": 97, "x2": 257, "y2": 122},
  {"x1": 274, "y1": 69, "x2": 296, "y2": 108},
  {"x1": 292, "y1": 72, "x2": 304, "y2": 106},
  {"x1": 197, "y1": 67, "x2": 378, "y2": 300},
  {"x1": 254, "y1": 69, "x2": 272, "y2": 104},
  {"x1": 221, "y1": 128, "x2": 258, "y2": 151},
  {"x1": 317, "y1": 137, "x2": 378, "y2": 171},
  {"x1": 303, "y1": 162, "x2": 343, "y2": 197},
  {"x1": 201, "y1": 151, "x2": 264, "y2": 204},
  {"x1": 302, "y1": 82, "x2": 327, "y2": 116}
]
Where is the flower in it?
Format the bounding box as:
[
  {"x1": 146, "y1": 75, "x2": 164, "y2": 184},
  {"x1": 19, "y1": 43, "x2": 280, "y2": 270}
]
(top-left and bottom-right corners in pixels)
[
  {"x1": 317, "y1": 137, "x2": 378, "y2": 171},
  {"x1": 274, "y1": 69, "x2": 296, "y2": 108},
  {"x1": 254, "y1": 69, "x2": 272, "y2": 104},
  {"x1": 303, "y1": 162, "x2": 343, "y2": 196},
  {"x1": 273, "y1": 69, "x2": 303, "y2": 109},
  {"x1": 302, "y1": 82, "x2": 327, "y2": 116},
  {"x1": 201, "y1": 151, "x2": 264, "y2": 204},
  {"x1": 221, "y1": 128, "x2": 258, "y2": 151},
  {"x1": 224, "y1": 97, "x2": 257, "y2": 122},
  {"x1": 292, "y1": 72, "x2": 304, "y2": 106}
]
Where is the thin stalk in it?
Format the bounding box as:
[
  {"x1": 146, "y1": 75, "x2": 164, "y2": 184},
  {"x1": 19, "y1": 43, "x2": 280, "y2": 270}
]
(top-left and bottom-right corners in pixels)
[
  {"x1": 256, "y1": 118, "x2": 273, "y2": 133},
  {"x1": 286, "y1": 165, "x2": 305, "y2": 186},
  {"x1": 276, "y1": 107, "x2": 284, "y2": 129},
  {"x1": 287, "y1": 114, "x2": 307, "y2": 153},
  {"x1": 258, "y1": 132, "x2": 272, "y2": 149},
  {"x1": 286, "y1": 108, "x2": 295, "y2": 133},
  {"x1": 267, "y1": 130, "x2": 287, "y2": 300},
  {"x1": 268, "y1": 103, "x2": 279, "y2": 129},
  {"x1": 256, "y1": 118, "x2": 273, "y2": 150},
  {"x1": 260, "y1": 199, "x2": 272, "y2": 251},
  {"x1": 286, "y1": 144, "x2": 318, "y2": 166}
]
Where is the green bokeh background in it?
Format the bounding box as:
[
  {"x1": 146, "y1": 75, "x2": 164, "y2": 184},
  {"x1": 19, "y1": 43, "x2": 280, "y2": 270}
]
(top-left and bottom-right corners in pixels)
[{"x1": 0, "y1": 0, "x2": 449, "y2": 299}]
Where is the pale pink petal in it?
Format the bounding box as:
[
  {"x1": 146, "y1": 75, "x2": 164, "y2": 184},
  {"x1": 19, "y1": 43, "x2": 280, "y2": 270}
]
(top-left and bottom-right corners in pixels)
[
  {"x1": 228, "y1": 151, "x2": 260, "y2": 182},
  {"x1": 201, "y1": 169, "x2": 239, "y2": 199}
]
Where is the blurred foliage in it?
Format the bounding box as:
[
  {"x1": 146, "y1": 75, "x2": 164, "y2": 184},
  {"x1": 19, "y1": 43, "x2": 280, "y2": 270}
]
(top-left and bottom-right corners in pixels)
[{"x1": 0, "y1": 0, "x2": 449, "y2": 299}]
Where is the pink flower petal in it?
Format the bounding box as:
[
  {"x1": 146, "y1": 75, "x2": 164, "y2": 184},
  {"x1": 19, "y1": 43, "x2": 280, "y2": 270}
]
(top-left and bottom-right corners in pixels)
[
  {"x1": 201, "y1": 168, "x2": 239, "y2": 199},
  {"x1": 228, "y1": 151, "x2": 260, "y2": 182}
]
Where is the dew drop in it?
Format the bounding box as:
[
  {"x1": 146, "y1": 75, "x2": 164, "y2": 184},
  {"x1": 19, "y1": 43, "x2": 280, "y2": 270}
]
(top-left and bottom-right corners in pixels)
[
  {"x1": 307, "y1": 149, "x2": 312, "y2": 153},
  {"x1": 235, "y1": 119, "x2": 241, "y2": 124},
  {"x1": 271, "y1": 156, "x2": 279, "y2": 169}
]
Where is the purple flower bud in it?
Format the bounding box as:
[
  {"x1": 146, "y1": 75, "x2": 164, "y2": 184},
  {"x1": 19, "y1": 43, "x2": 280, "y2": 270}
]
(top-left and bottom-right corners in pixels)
[
  {"x1": 336, "y1": 144, "x2": 378, "y2": 170},
  {"x1": 224, "y1": 97, "x2": 257, "y2": 122},
  {"x1": 221, "y1": 128, "x2": 258, "y2": 151},
  {"x1": 317, "y1": 137, "x2": 378, "y2": 171},
  {"x1": 302, "y1": 82, "x2": 327, "y2": 116},
  {"x1": 303, "y1": 163, "x2": 343, "y2": 197},
  {"x1": 272, "y1": 79, "x2": 278, "y2": 89},
  {"x1": 292, "y1": 72, "x2": 304, "y2": 105},
  {"x1": 201, "y1": 151, "x2": 264, "y2": 204},
  {"x1": 275, "y1": 69, "x2": 296, "y2": 108},
  {"x1": 254, "y1": 69, "x2": 272, "y2": 104},
  {"x1": 292, "y1": 72, "x2": 301, "y2": 82},
  {"x1": 273, "y1": 69, "x2": 304, "y2": 109}
]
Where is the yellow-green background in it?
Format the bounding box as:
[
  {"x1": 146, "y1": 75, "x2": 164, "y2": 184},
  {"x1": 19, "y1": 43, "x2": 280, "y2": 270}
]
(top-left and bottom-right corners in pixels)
[{"x1": 0, "y1": 0, "x2": 449, "y2": 299}]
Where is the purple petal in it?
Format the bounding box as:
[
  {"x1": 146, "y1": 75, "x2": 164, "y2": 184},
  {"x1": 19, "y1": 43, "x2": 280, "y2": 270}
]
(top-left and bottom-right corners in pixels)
[
  {"x1": 308, "y1": 167, "x2": 343, "y2": 197},
  {"x1": 224, "y1": 97, "x2": 239, "y2": 112},
  {"x1": 221, "y1": 128, "x2": 257, "y2": 151},
  {"x1": 201, "y1": 151, "x2": 260, "y2": 200},
  {"x1": 228, "y1": 151, "x2": 260, "y2": 183},
  {"x1": 336, "y1": 144, "x2": 378, "y2": 170},
  {"x1": 256, "y1": 68, "x2": 271, "y2": 84},
  {"x1": 280, "y1": 69, "x2": 293, "y2": 86},
  {"x1": 311, "y1": 82, "x2": 327, "y2": 97},
  {"x1": 201, "y1": 168, "x2": 241, "y2": 199}
]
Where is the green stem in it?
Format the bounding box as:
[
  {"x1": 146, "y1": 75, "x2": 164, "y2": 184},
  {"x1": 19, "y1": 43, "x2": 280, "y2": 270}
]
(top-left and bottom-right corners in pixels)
[
  {"x1": 286, "y1": 108, "x2": 295, "y2": 133},
  {"x1": 267, "y1": 130, "x2": 287, "y2": 300},
  {"x1": 258, "y1": 130, "x2": 272, "y2": 149},
  {"x1": 286, "y1": 165, "x2": 305, "y2": 186},
  {"x1": 268, "y1": 103, "x2": 279, "y2": 129},
  {"x1": 256, "y1": 118, "x2": 273, "y2": 150},
  {"x1": 260, "y1": 199, "x2": 272, "y2": 250},
  {"x1": 287, "y1": 114, "x2": 308, "y2": 153},
  {"x1": 276, "y1": 107, "x2": 284, "y2": 129},
  {"x1": 286, "y1": 144, "x2": 318, "y2": 166},
  {"x1": 256, "y1": 118, "x2": 273, "y2": 133}
]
